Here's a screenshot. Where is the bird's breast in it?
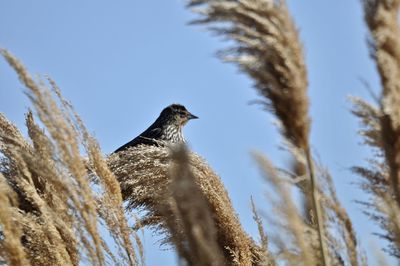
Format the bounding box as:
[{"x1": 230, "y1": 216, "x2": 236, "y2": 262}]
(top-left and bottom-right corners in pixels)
[{"x1": 161, "y1": 125, "x2": 185, "y2": 143}]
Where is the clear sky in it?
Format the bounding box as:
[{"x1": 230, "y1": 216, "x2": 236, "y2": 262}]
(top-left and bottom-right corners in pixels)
[{"x1": 0, "y1": 1, "x2": 394, "y2": 265}]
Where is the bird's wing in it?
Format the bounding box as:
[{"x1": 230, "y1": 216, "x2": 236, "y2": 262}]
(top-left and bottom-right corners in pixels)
[
  {"x1": 114, "y1": 127, "x2": 162, "y2": 153},
  {"x1": 143, "y1": 127, "x2": 162, "y2": 139}
]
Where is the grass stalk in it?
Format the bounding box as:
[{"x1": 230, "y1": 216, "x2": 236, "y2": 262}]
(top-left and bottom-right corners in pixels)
[{"x1": 305, "y1": 149, "x2": 328, "y2": 266}]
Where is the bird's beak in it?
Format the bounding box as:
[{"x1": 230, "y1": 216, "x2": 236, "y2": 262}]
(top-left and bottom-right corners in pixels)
[{"x1": 189, "y1": 113, "x2": 199, "y2": 120}]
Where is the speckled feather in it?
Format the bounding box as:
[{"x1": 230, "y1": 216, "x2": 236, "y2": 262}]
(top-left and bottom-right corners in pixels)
[{"x1": 114, "y1": 104, "x2": 197, "y2": 153}]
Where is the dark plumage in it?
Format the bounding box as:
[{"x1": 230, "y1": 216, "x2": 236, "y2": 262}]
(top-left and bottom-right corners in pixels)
[{"x1": 114, "y1": 104, "x2": 198, "y2": 153}]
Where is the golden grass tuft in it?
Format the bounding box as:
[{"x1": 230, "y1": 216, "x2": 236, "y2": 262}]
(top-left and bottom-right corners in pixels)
[
  {"x1": 363, "y1": 0, "x2": 400, "y2": 207},
  {"x1": 0, "y1": 173, "x2": 29, "y2": 265},
  {"x1": 351, "y1": 97, "x2": 400, "y2": 258},
  {"x1": 108, "y1": 144, "x2": 270, "y2": 265},
  {"x1": 186, "y1": 0, "x2": 329, "y2": 264},
  {"x1": 0, "y1": 49, "x2": 142, "y2": 265},
  {"x1": 346, "y1": 0, "x2": 400, "y2": 258},
  {"x1": 1, "y1": 0, "x2": 400, "y2": 264},
  {"x1": 188, "y1": 0, "x2": 310, "y2": 150},
  {"x1": 160, "y1": 144, "x2": 225, "y2": 265}
]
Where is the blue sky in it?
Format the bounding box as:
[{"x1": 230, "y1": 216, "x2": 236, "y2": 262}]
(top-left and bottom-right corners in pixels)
[{"x1": 0, "y1": 1, "x2": 394, "y2": 265}]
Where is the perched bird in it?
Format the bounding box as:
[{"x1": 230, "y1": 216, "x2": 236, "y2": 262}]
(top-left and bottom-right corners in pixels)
[{"x1": 114, "y1": 104, "x2": 198, "y2": 152}]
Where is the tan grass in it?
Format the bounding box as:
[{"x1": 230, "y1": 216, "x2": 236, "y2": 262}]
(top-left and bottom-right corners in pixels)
[
  {"x1": 350, "y1": 0, "x2": 400, "y2": 258},
  {"x1": 250, "y1": 197, "x2": 270, "y2": 264},
  {"x1": 253, "y1": 151, "x2": 366, "y2": 266},
  {"x1": 252, "y1": 152, "x2": 316, "y2": 266},
  {"x1": 351, "y1": 97, "x2": 400, "y2": 258},
  {"x1": 108, "y1": 144, "x2": 270, "y2": 265},
  {"x1": 0, "y1": 173, "x2": 29, "y2": 265},
  {"x1": 188, "y1": 0, "x2": 310, "y2": 150},
  {"x1": 160, "y1": 144, "x2": 224, "y2": 265},
  {"x1": 186, "y1": 0, "x2": 328, "y2": 264},
  {"x1": 0, "y1": 111, "x2": 79, "y2": 266},
  {"x1": 363, "y1": 0, "x2": 400, "y2": 207},
  {"x1": 1, "y1": 0, "x2": 399, "y2": 264},
  {"x1": 318, "y1": 164, "x2": 364, "y2": 266},
  {"x1": 0, "y1": 49, "x2": 142, "y2": 265}
]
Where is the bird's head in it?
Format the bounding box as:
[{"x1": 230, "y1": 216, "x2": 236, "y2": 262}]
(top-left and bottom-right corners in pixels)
[{"x1": 160, "y1": 104, "x2": 198, "y2": 126}]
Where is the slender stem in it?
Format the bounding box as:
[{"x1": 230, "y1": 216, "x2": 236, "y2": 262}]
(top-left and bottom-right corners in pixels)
[
  {"x1": 305, "y1": 148, "x2": 328, "y2": 266},
  {"x1": 126, "y1": 248, "x2": 134, "y2": 266}
]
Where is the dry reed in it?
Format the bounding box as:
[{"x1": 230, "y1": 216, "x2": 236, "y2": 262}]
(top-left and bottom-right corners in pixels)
[
  {"x1": 351, "y1": 97, "x2": 400, "y2": 258},
  {"x1": 250, "y1": 197, "x2": 271, "y2": 265},
  {"x1": 253, "y1": 152, "x2": 316, "y2": 266},
  {"x1": 253, "y1": 147, "x2": 366, "y2": 266},
  {"x1": 186, "y1": 0, "x2": 328, "y2": 264},
  {"x1": 363, "y1": 0, "x2": 400, "y2": 207},
  {"x1": 188, "y1": 0, "x2": 310, "y2": 150},
  {"x1": 108, "y1": 144, "x2": 270, "y2": 265},
  {"x1": 0, "y1": 49, "x2": 142, "y2": 265},
  {"x1": 2, "y1": 0, "x2": 400, "y2": 264},
  {"x1": 160, "y1": 144, "x2": 224, "y2": 265},
  {"x1": 0, "y1": 173, "x2": 29, "y2": 265},
  {"x1": 346, "y1": 0, "x2": 400, "y2": 258}
]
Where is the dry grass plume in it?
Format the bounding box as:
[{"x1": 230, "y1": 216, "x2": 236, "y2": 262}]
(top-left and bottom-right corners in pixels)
[
  {"x1": 2, "y1": 0, "x2": 400, "y2": 265},
  {"x1": 346, "y1": 0, "x2": 400, "y2": 259},
  {"x1": 351, "y1": 97, "x2": 400, "y2": 258},
  {"x1": 108, "y1": 144, "x2": 270, "y2": 265},
  {"x1": 186, "y1": 0, "x2": 334, "y2": 264},
  {"x1": 363, "y1": 0, "x2": 400, "y2": 207},
  {"x1": 0, "y1": 49, "x2": 143, "y2": 266}
]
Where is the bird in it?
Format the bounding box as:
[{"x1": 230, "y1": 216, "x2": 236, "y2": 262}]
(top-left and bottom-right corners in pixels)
[{"x1": 114, "y1": 104, "x2": 198, "y2": 153}]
